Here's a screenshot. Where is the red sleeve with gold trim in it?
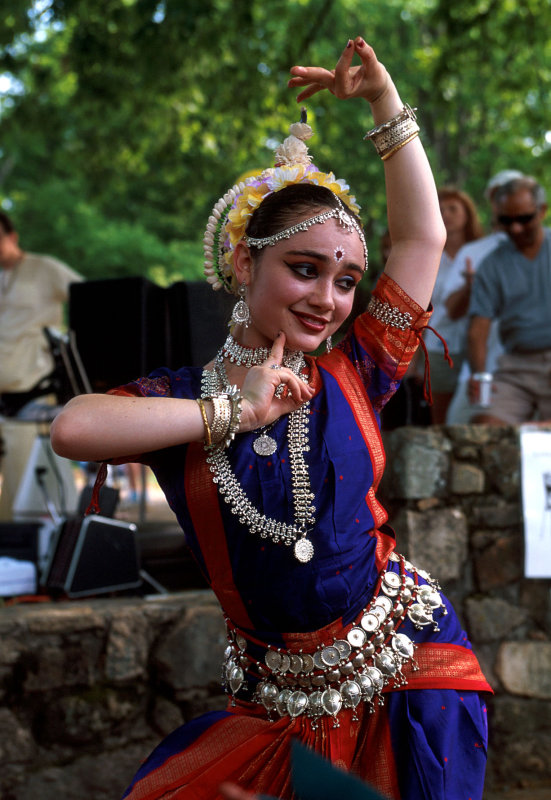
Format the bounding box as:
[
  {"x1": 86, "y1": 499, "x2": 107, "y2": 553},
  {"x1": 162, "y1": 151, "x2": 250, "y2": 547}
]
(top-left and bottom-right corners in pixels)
[{"x1": 354, "y1": 272, "x2": 432, "y2": 383}]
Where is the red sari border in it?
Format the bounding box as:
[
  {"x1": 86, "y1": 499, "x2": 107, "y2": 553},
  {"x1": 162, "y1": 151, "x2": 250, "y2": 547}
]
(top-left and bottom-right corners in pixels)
[
  {"x1": 389, "y1": 642, "x2": 493, "y2": 694},
  {"x1": 314, "y1": 349, "x2": 394, "y2": 572},
  {"x1": 185, "y1": 442, "x2": 253, "y2": 630}
]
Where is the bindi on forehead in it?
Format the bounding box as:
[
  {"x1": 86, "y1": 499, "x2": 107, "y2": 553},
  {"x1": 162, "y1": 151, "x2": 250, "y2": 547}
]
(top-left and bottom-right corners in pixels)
[{"x1": 334, "y1": 246, "x2": 346, "y2": 263}]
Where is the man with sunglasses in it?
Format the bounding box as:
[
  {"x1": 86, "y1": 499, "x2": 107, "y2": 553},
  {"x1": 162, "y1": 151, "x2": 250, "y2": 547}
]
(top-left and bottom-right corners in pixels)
[{"x1": 467, "y1": 176, "x2": 550, "y2": 424}]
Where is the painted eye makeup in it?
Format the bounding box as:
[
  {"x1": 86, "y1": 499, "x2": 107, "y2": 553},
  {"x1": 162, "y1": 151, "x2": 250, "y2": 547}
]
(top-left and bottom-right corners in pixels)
[
  {"x1": 336, "y1": 275, "x2": 357, "y2": 291},
  {"x1": 287, "y1": 262, "x2": 318, "y2": 278}
]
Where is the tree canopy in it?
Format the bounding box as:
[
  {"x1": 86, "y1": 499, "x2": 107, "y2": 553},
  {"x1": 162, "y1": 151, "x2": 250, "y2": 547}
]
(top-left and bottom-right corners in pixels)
[{"x1": 1, "y1": 0, "x2": 550, "y2": 283}]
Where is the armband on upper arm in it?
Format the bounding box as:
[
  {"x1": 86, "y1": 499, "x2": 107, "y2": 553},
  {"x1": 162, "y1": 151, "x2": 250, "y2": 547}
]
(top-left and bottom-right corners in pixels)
[{"x1": 367, "y1": 296, "x2": 413, "y2": 330}]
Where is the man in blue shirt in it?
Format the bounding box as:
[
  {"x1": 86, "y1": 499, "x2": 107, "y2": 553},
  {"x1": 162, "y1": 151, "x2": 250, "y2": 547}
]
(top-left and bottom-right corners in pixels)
[{"x1": 467, "y1": 176, "x2": 550, "y2": 424}]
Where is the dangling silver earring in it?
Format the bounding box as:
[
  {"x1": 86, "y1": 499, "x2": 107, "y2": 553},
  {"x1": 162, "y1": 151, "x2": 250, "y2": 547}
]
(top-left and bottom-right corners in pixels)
[
  {"x1": 325, "y1": 335, "x2": 332, "y2": 353},
  {"x1": 230, "y1": 282, "x2": 251, "y2": 327}
]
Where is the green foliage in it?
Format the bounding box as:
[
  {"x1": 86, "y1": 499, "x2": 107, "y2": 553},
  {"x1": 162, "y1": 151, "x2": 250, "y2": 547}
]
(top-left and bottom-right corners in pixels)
[
  {"x1": 8, "y1": 177, "x2": 203, "y2": 282},
  {"x1": 1, "y1": 0, "x2": 550, "y2": 282}
]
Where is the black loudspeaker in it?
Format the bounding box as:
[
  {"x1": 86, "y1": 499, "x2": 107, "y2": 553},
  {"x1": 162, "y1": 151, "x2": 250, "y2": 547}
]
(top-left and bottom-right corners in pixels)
[
  {"x1": 0, "y1": 522, "x2": 42, "y2": 563},
  {"x1": 77, "y1": 485, "x2": 120, "y2": 518},
  {"x1": 69, "y1": 278, "x2": 234, "y2": 389},
  {"x1": 44, "y1": 515, "x2": 141, "y2": 598},
  {"x1": 166, "y1": 281, "x2": 234, "y2": 367},
  {"x1": 69, "y1": 277, "x2": 169, "y2": 391}
]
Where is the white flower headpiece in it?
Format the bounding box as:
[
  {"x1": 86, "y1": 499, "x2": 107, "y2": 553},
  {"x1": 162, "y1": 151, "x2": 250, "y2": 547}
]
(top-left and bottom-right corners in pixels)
[{"x1": 203, "y1": 110, "x2": 364, "y2": 294}]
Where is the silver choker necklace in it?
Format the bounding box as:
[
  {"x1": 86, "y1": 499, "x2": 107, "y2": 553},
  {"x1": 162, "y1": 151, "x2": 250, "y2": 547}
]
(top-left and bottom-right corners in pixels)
[
  {"x1": 202, "y1": 348, "x2": 316, "y2": 563},
  {"x1": 221, "y1": 333, "x2": 306, "y2": 375}
]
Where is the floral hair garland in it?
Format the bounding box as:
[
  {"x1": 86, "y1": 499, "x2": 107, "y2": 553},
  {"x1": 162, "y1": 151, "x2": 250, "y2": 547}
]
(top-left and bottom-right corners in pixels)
[{"x1": 203, "y1": 115, "x2": 362, "y2": 295}]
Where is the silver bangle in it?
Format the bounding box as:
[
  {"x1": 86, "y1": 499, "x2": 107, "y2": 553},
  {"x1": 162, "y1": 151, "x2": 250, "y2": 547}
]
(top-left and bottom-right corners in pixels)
[
  {"x1": 205, "y1": 387, "x2": 243, "y2": 449},
  {"x1": 364, "y1": 104, "x2": 420, "y2": 159},
  {"x1": 209, "y1": 395, "x2": 232, "y2": 445},
  {"x1": 223, "y1": 385, "x2": 243, "y2": 449}
]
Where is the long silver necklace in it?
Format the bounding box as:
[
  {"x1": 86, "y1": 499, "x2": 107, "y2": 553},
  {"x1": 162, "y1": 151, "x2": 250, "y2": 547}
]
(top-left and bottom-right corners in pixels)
[
  {"x1": 252, "y1": 422, "x2": 278, "y2": 457},
  {"x1": 201, "y1": 344, "x2": 316, "y2": 563}
]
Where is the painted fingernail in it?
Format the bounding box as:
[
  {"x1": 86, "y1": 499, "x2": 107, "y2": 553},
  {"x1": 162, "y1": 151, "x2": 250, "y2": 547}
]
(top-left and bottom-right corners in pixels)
[
  {"x1": 357, "y1": 37, "x2": 365, "y2": 47},
  {"x1": 346, "y1": 39, "x2": 352, "y2": 48}
]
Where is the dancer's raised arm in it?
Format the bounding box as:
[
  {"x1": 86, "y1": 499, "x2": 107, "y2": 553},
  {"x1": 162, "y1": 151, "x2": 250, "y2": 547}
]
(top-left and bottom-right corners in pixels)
[{"x1": 289, "y1": 36, "x2": 445, "y2": 309}]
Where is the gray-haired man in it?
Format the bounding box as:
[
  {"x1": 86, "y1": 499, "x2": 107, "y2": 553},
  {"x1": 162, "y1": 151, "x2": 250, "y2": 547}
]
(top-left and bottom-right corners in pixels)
[{"x1": 467, "y1": 176, "x2": 550, "y2": 424}]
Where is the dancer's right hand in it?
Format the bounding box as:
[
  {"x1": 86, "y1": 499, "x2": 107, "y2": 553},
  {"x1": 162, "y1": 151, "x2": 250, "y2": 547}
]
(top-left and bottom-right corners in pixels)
[{"x1": 239, "y1": 331, "x2": 315, "y2": 432}]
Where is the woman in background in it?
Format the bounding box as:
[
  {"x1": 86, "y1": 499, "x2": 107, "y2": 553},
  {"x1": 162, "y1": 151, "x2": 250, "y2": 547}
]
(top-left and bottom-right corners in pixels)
[{"x1": 422, "y1": 187, "x2": 484, "y2": 424}]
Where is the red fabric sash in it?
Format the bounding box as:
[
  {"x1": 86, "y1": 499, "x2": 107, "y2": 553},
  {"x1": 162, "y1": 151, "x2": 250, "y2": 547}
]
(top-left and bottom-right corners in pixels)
[
  {"x1": 393, "y1": 642, "x2": 493, "y2": 694},
  {"x1": 124, "y1": 703, "x2": 401, "y2": 800},
  {"x1": 185, "y1": 442, "x2": 253, "y2": 630}
]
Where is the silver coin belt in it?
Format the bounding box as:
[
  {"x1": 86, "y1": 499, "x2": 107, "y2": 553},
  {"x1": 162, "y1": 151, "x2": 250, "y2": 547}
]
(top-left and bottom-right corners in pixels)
[{"x1": 222, "y1": 554, "x2": 447, "y2": 728}]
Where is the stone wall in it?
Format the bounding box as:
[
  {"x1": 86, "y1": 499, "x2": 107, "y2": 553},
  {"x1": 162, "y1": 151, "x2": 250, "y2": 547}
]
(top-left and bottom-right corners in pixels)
[
  {"x1": 0, "y1": 591, "x2": 228, "y2": 800},
  {"x1": 380, "y1": 424, "x2": 551, "y2": 791},
  {"x1": 0, "y1": 424, "x2": 550, "y2": 798}
]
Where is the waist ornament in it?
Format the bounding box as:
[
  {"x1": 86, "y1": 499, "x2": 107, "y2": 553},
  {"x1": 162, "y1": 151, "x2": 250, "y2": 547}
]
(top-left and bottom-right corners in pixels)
[{"x1": 222, "y1": 553, "x2": 447, "y2": 728}]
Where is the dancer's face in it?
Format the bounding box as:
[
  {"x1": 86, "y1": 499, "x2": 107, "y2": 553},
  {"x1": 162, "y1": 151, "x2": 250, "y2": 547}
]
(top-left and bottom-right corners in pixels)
[{"x1": 233, "y1": 216, "x2": 365, "y2": 352}]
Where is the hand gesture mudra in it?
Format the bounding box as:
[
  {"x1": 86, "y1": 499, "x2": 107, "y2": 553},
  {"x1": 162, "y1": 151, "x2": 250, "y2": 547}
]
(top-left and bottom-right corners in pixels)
[
  {"x1": 288, "y1": 37, "x2": 390, "y2": 104},
  {"x1": 239, "y1": 332, "x2": 315, "y2": 432}
]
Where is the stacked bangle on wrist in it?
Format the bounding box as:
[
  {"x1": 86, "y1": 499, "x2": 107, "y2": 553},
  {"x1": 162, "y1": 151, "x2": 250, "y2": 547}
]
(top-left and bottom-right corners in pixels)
[
  {"x1": 222, "y1": 385, "x2": 243, "y2": 449},
  {"x1": 364, "y1": 103, "x2": 420, "y2": 161},
  {"x1": 196, "y1": 398, "x2": 212, "y2": 447},
  {"x1": 202, "y1": 386, "x2": 243, "y2": 449},
  {"x1": 210, "y1": 395, "x2": 232, "y2": 445}
]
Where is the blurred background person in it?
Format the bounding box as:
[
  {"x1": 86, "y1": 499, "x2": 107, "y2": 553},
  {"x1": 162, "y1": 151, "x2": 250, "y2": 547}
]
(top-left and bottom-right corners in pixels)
[
  {"x1": 0, "y1": 211, "x2": 82, "y2": 407},
  {"x1": 442, "y1": 170, "x2": 523, "y2": 424},
  {"x1": 467, "y1": 176, "x2": 550, "y2": 424},
  {"x1": 0, "y1": 211, "x2": 82, "y2": 518},
  {"x1": 420, "y1": 187, "x2": 484, "y2": 424}
]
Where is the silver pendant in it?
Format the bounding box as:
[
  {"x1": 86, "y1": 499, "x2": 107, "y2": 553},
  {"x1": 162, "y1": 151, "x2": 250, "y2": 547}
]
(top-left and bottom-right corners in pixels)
[
  {"x1": 287, "y1": 690, "x2": 308, "y2": 718},
  {"x1": 228, "y1": 665, "x2": 245, "y2": 694},
  {"x1": 294, "y1": 538, "x2": 314, "y2": 563},
  {"x1": 253, "y1": 434, "x2": 277, "y2": 456}
]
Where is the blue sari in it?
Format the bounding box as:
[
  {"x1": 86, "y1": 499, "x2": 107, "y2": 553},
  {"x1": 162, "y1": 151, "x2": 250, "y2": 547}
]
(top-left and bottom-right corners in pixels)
[{"x1": 112, "y1": 274, "x2": 490, "y2": 800}]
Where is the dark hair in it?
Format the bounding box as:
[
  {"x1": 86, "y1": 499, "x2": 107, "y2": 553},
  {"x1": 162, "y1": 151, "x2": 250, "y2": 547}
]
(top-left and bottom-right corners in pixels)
[
  {"x1": 0, "y1": 212, "x2": 15, "y2": 236},
  {"x1": 494, "y1": 176, "x2": 546, "y2": 209},
  {"x1": 437, "y1": 186, "x2": 484, "y2": 243},
  {"x1": 245, "y1": 183, "x2": 363, "y2": 253}
]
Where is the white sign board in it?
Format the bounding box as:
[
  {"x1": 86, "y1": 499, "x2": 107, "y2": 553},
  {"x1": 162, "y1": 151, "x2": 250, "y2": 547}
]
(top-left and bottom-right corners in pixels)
[{"x1": 520, "y1": 425, "x2": 551, "y2": 578}]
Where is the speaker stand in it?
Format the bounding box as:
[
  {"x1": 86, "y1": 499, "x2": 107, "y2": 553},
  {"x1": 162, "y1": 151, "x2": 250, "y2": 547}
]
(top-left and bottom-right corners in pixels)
[{"x1": 139, "y1": 568, "x2": 169, "y2": 595}]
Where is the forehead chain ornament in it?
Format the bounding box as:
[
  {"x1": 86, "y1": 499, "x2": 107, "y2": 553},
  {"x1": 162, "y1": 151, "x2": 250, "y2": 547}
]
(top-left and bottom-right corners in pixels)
[{"x1": 203, "y1": 108, "x2": 368, "y2": 295}]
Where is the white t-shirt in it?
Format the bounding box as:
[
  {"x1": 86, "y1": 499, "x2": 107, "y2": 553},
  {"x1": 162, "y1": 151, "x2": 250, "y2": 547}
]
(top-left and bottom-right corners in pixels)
[
  {"x1": 0, "y1": 253, "x2": 82, "y2": 393},
  {"x1": 443, "y1": 233, "x2": 505, "y2": 371},
  {"x1": 424, "y1": 250, "x2": 466, "y2": 354}
]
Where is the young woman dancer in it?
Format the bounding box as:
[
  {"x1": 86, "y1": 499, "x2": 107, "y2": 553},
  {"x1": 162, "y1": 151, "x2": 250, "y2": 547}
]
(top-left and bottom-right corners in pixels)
[{"x1": 51, "y1": 35, "x2": 491, "y2": 800}]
